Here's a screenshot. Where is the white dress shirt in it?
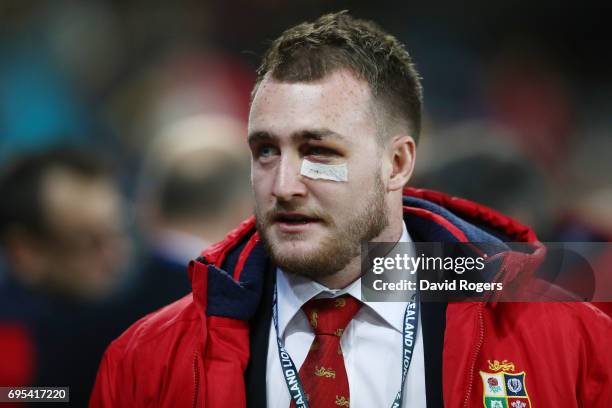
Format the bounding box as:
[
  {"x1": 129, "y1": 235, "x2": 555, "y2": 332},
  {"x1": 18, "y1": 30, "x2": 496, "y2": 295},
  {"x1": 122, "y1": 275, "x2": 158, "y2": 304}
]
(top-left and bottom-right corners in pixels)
[{"x1": 266, "y1": 223, "x2": 426, "y2": 408}]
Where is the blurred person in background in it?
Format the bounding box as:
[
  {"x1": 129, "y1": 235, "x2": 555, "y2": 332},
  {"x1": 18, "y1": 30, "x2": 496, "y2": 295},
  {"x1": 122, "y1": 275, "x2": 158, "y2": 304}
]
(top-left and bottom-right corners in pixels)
[
  {"x1": 555, "y1": 122, "x2": 612, "y2": 242},
  {"x1": 553, "y1": 125, "x2": 612, "y2": 316},
  {"x1": 414, "y1": 121, "x2": 612, "y2": 315},
  {"x1": 0, "y1": 148, "x2": 131, "y2": 406},
  {"x1": 414, "y1": 120, "x2": 555, "y2": 240},
  {"x1": 130, "y1": 113, "x2": 251, "y2": 311}
]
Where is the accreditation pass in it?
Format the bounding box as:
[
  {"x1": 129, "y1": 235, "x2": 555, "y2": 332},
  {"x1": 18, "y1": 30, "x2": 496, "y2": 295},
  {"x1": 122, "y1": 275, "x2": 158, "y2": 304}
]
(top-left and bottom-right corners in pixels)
[{"x1": 0, "y1": 387, "x2": 69, "y2": 402}]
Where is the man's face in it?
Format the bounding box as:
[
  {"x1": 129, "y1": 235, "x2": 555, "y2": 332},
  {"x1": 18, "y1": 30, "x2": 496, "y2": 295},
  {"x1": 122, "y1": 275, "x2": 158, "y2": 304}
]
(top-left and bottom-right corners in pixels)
[
  {"x1": 39, "y1": 170, "x2": 129, "y2": 300},
  {"x1": 248, "y1": 69, "x2": 389, "y2": 279}
]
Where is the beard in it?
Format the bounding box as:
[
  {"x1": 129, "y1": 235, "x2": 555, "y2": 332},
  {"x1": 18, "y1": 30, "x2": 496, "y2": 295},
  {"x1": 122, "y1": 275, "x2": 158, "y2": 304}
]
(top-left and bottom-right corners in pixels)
[{"x1": 255, "y1": 172, "x2": 389, "y2": 281}]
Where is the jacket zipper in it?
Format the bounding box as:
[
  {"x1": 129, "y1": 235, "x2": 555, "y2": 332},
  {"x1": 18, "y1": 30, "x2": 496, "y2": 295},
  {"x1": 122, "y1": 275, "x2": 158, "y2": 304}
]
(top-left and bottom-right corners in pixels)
[
  {"x1": 193, "y1": 351, "x2": 200, "y2": 408},
  {"x1": 463, "y1": 304, "x2": 484, "y2": 407}
]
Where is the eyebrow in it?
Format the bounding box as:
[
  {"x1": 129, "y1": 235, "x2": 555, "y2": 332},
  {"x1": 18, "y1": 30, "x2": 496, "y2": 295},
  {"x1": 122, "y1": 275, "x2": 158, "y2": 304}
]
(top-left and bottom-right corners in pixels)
[
  {"x1": 295, "y1": 129, "x2": 346, "y2": 142},
  {"x1": 247, "y1": 128, "x2": 346, "y2": 145}
]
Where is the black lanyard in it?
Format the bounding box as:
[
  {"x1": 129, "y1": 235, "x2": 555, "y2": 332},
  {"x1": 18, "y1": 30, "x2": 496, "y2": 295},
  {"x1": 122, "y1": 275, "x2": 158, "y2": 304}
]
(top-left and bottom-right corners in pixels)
[{"x1": 273, "y1": 285, "x2": 419, "y2": 408}]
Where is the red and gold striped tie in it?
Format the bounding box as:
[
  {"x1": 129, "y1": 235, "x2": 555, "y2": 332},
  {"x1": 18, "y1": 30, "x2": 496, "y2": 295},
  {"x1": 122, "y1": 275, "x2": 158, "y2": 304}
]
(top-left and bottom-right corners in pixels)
[{"x1": 292, "y1": 295, "x2": 362, "y2": 408}]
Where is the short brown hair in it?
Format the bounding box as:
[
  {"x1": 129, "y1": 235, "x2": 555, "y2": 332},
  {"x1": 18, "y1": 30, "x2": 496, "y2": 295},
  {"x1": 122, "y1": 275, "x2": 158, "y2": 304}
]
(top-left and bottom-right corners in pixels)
[{"x1": 254, "y1": 11, "x2": 423, "y2": 142}]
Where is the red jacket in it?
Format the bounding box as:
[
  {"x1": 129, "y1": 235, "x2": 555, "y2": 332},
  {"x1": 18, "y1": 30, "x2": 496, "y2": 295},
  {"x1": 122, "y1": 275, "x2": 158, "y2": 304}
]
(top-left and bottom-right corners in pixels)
[{"x1": 90, "y1": 188, "x2": 611, "y2": 407}]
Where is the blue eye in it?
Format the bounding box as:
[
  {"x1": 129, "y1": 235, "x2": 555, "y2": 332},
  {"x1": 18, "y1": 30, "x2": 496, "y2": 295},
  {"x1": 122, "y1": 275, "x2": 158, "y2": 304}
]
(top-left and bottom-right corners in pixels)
[
  {"x1": 260, "y1": 146, "x2": 276, "y2": 157},
  {"x1": 254, "y1": 144, "x2": 279, "y2": 161}
]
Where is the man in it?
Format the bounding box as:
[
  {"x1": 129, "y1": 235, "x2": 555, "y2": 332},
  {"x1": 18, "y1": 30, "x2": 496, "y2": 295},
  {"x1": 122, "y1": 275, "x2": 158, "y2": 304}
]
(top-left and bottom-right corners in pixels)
[
  {"x1": 133, "y1": 114, "x2": 252, "y2": 310},
  {"x1": 0, "y1": 148, "x2": 131, "y2": 406},
  {"x1": 90, "y1": 12, "x2": 611, "y2": 408},
  {"x1": 0, "y1": 149, "x2": 129, "y2": 301}
]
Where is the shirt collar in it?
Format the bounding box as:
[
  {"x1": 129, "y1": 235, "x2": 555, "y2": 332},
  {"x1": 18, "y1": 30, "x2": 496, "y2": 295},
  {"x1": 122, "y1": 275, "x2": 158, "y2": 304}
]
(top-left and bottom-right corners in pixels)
[{"x1": 276, "y1": 222, "x2": 413, "y2": 336}]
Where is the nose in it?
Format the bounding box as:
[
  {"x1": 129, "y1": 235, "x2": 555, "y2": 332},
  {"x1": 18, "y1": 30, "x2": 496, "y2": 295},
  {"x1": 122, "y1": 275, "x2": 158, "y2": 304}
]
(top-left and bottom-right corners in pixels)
[{"x1": 272, "y1": 154, "x2": 307, "y2": 201}]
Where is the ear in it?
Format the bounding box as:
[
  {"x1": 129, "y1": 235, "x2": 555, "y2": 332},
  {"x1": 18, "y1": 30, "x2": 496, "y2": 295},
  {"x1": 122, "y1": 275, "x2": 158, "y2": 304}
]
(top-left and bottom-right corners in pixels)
[{"x1": 386, "y1": 135, "x2": 416, "y2": 192}]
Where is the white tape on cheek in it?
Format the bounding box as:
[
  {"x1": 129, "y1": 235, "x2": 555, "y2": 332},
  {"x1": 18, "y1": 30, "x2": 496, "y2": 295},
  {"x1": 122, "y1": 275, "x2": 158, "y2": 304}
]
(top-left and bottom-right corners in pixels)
[{"x1": 300, "y1": 159, "x2": 348, "y2": 182}]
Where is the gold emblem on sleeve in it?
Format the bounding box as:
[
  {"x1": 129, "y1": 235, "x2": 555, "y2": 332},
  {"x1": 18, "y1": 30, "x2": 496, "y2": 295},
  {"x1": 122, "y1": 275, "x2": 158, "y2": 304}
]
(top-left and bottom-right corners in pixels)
[{"x1": 488, "y1": 359, "x2": 515, "y2": 372}]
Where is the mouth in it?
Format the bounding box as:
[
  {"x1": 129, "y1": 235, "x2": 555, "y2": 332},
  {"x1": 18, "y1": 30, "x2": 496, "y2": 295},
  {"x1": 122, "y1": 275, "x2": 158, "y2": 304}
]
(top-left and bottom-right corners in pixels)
[
  {"x1": 274, "y1": 212, "x2": 320, "y2": 224},
  {"x1": 272, "y1": 212, "x2": 322, "y2": 232}
]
